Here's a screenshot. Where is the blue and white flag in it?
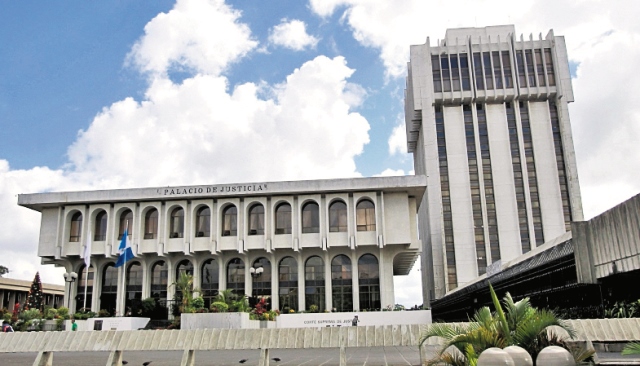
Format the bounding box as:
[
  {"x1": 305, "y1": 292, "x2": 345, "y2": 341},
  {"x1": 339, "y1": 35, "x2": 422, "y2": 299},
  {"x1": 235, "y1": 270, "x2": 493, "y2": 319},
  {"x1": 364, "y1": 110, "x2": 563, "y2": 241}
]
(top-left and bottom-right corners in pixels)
[{"x1": 115, "y1": 228, "x2": 134, "y2": 268}]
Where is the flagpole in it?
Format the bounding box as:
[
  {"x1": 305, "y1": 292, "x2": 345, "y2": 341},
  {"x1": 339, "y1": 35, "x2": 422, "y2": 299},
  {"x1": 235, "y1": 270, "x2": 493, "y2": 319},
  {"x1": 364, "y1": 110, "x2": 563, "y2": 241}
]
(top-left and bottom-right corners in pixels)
[
  {"x1": 121, "y1": 221, "x2": 129, "y2": 316},
  {"x1": 83, "y1": 262, "x2": 89, "y2": 310}
]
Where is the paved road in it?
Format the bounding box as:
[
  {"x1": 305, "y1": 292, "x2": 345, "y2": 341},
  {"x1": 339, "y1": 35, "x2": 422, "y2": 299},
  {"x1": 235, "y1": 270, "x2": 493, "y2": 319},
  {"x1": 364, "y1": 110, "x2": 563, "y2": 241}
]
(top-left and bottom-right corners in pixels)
[{"x1": 2, "y1": 346, "x2": 430, "y2": 366}]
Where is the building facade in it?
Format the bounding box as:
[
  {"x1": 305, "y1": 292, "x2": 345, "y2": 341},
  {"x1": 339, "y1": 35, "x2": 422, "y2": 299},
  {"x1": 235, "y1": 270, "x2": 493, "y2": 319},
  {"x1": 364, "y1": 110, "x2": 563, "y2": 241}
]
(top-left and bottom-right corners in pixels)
[
  {"x1": 0, "y1": 277, "x2": 64, "y2": 311},
  {"x1": 18, "y1": 176, "x2": 425, "y2": 317},
  {"x1": 405, "y1": 25, "x2": 583, "y2": 302}
]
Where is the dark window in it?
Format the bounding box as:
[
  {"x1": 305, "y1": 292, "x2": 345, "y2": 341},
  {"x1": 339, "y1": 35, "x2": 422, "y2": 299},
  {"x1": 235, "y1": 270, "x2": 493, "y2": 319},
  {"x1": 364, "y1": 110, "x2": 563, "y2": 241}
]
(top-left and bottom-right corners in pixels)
[
  {"x1": 329, "y1": 200, "x2": 347, "y2": 232},
  {"x1": 195, "y1": 206, "x2": 211, "y2": 237},
  {"x1": 301, "y1": 202, "x2": 319, "y2": 233},
  {"x1": 248, "y1": 204, "x2": 265, "y2": 235},
  {"x1": 305, "y1": 256, "x2": 325, "y2": 312},
  {"x1": 144, "y1": 209, "x2": 158, "y2": 240},
  {"x1": 331, "y1": 255, "x2": 352, "y2": 312},
  {"x1": 170, "y1": 207, "x2": 184, "y2": 238},
  {"x1": 278, "y1": 257, "x2": 298, "y2": 312},
  {"x1": 201, "y1": 259, "x2": 219, "y2": 309},
  {"x1": 221, "y1": 205, "x2": 237, "y2": 236},
  {"x1": 101, "y1": 263, "x2": 118, "y2": 316},
  {"x1": 75, "y1": 265, "x2": 94, "y2": 311},
  {"x1": 126, "y1": 262, "x2": 143, "y2": 312},
  {"x1": 69, "y1": 212, "x2": 82, "y2": 242},
  {"x1": 226, "y1": 258, "x2": 245, "y2": 296},
  {"x1": 151, "y1": 261, "x2": 168, "y2": 302},
  {"x1": 356, "y1": 200, "x2": 376, "y2": 231},
  {"x1": 118, "y1": 210, "x2": 133, "y2": 240},
  {"x1": 275, "y1": 203, "x2": 292, "y2": 234},
  {"x1": 94, "y1": 211, "x2": 107, "y2": 241},
  {"x1": 358, "y1": 254, "x2": 380, "y2": 311},
  {"x1": 251, "y1": 257, "x2": 271, "y2": 299}
]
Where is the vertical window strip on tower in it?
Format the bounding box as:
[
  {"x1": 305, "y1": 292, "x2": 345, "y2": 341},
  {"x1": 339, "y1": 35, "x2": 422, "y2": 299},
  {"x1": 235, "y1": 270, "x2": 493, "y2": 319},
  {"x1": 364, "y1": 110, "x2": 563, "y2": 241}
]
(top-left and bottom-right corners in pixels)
[
  {"x1": 506, "y1": 102, "x2": 531, "y2": 253},
  {"x1": 435, "y1": 106, "x2": 457, "y2": 290},
  {"x1": 464, "y1": 105, "x2": 487, "y2": 274},
  {"x1": 519, "y1": 101, "x2": 545, "y2": 245},
  {"x1": 549, "y1": 101, "x2": 573, "y2": 231},
  {"x1": 515, "y1": 47, "x2": 556, "y2": 89},
  {"x1": 471, "y1": 51, "x2": 513, "y2": 91},
  {"x1": 476, "y1": 104, "x2": 500, "y2": 263},
  {"x1": 431, "y1": 54, "x2": 471, "y2": 93}
]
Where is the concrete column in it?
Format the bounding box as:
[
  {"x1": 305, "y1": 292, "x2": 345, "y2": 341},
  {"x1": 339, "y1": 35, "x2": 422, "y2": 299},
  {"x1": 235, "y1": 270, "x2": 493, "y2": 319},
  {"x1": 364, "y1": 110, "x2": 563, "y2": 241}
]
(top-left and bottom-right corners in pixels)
[
  {"x1": 166, "y1": 258, "x2": 176, "y2": 317},
  {"x1": 93, "y1": 261, "x2": 103, "y2": 313},
  {"x1": 258, "y1": 348, "x2": 270, "y2": 366},
  {"x1": 271, "y1": 253, "x2": 279, "y2": 310},
  {"x1": 351, "y1": 252, "x2": 359, "y2": 311},
  {"x1": 218, "y1": 254, "x2": 226, "y2": 291},
  {"x1": 142, "y1": 259, "x2": 151, "y2": 299},
  {"x1": 297, "y1": 252, "x2": 305, "y2": 311},
  {"x1": 180, "y1": 349, "x2": 195, "y2": 366},
  {"x1": 324, "y1": 251, "x2": 332, "y2": 311}
]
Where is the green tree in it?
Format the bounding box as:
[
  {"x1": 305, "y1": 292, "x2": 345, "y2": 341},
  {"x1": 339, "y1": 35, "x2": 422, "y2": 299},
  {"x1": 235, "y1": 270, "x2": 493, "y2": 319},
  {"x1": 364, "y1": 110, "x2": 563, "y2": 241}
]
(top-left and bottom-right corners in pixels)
[
  {"x1": 420, "y1": 284, "x2": 580, "y2": 366},
  {"x1": 171, "y1": 273, "x2": 199, "y2": 313},
  {"x1": 26, "y1": 272, "x2": 44, "y2": 311},
  {"x1": 0, "y1": 265, "x2": 8, "y2": 277}
]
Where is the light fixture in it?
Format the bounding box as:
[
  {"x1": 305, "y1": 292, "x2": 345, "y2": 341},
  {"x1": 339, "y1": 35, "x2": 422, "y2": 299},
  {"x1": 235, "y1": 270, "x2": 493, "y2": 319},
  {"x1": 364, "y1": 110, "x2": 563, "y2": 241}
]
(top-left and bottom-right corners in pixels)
[{"x1": 63, "y1": 272, "x2": 78, "y2": 309}]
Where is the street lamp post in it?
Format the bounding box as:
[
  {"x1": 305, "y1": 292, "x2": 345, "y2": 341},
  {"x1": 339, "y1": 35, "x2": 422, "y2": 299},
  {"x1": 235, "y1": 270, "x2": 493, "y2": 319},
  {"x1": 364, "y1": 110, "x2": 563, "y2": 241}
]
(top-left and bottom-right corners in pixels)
[
  {"x1": 63, "y1": 272, "x2": 78, "y2": 310},
  {"x1": 249, "y1": 266, "x2": 264, "y2": 304}
]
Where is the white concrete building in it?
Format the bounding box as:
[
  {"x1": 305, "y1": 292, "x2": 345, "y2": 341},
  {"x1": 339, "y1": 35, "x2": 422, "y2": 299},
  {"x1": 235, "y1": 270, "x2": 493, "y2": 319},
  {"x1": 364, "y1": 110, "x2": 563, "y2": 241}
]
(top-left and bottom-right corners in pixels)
[
  {"x1": 18, "y1": 176, "x2": 425, "y2": 317},
  {"x1": 405, "y1": 25, "x2": 583, "y2": 302}
]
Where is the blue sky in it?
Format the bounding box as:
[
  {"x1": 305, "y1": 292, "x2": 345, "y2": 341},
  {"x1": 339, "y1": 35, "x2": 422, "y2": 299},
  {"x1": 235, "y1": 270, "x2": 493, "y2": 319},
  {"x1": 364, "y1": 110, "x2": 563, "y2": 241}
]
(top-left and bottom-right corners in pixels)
[{"x1": 2, "y1": 0, "x2": 640, "y2": 307}]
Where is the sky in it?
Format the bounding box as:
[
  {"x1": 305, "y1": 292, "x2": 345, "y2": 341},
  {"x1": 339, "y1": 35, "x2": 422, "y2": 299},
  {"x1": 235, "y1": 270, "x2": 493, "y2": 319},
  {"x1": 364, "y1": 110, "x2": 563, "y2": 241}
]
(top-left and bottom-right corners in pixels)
[{"x1": 1, "y1": 0, "x2": 640, "y2": 308}]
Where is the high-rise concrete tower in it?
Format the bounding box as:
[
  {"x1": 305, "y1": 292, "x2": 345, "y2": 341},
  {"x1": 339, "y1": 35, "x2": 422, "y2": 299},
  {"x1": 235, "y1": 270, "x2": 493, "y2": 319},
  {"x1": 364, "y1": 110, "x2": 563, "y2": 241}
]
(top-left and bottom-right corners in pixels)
[{"x1": 405, "y1": 25, "x2": 583, "y2": 303}]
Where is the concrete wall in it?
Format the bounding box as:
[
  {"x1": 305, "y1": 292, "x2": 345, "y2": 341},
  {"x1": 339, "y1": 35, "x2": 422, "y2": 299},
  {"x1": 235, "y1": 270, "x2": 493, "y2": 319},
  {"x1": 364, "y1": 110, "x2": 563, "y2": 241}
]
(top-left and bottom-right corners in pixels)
[{"x1": 574, "y1": 193, "x2": 640, "y2": 283}]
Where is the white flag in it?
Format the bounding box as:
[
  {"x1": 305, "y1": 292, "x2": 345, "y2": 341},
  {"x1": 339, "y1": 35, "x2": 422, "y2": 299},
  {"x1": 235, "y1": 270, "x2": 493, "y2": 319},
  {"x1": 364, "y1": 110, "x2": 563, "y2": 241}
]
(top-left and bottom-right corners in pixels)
[{"x1": 82, "y1": 229, "x2": 92, "y2": 268}]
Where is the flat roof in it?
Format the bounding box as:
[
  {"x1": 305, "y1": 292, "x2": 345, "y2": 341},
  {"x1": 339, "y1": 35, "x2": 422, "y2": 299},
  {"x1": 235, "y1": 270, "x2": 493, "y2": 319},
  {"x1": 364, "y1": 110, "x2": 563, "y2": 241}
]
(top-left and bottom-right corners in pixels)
[
  {"x1": 0, "y1": 277, "x2": 64, "y2": 294},
  {"x1": 18, "y1": 175, "x2": 427, "y2": 211}
]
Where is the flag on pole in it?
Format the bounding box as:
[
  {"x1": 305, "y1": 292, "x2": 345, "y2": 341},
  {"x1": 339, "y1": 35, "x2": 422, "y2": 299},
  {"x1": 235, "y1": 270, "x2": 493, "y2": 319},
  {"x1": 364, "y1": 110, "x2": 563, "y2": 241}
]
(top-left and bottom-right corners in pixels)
[
  {"x1": 81, "y1": 229, "x2": 92, "y2": 268},
  {"x1": 115, "y1": 228, "x2": 134, "y2": 268}
]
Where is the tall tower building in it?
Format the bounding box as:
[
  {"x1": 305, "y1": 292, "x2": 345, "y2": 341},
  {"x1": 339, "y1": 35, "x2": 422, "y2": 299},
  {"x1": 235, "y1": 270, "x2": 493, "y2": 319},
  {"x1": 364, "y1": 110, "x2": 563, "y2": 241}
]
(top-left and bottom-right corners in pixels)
[{"x1": 405, "y1": 25, "x2": 583, "y2": 303}]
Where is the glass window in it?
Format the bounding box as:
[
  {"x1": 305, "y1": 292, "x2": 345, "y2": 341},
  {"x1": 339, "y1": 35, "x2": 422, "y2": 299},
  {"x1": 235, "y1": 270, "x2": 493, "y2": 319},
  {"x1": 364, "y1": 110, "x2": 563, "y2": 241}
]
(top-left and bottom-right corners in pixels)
[
  {"x1": 195, "y1": 206, "x2": 211, "y2": 237},
  {"x1": 221, "y1": 205, "x2": 237, "y2": 236},
  {"x1": 75, "y1": 265, "x2": 94, "y2": 312},
  {"x1": 248, "y1": 204, "x2": 265, "y2": 235},
  {"x1": 227, "y1": 258, "x2": 245, "y2": 297},
  {"x1": 94, "y1": 211, "x2": 107, "y2": 241},
  {"x1": 356, "y1": 200, "x2": 376, "y2": 231},
  {"x1": 118, "y1": 210, "x2": 133, "y2": 240},
  {"x1": 126, "y1": 262, "x2": 143, "y2": 314},
  {"x1": 358, "y1": 254, "x2": 380, "y2": 311},
  {"x1": 275, "y1": 203, "x2": 292, "y2": 234},
  {"x1": 151, "y1": 260, "x2": 168, "y2": 302},
  {"x1": 301, "y1": 202, "x2": 319, "y2": 233},
  {"x1": 329, "y1": 200, "x2": 347, "y2": 232},
  {"x1": 144, "y1": 209, "x2": 158, "y2": 240},
  {"x1": 331, "y1": 255, "x2": 353, "y2": 312},
  {"x1": 305, "y1": 256, "x2": 325, "y2": 312},
  {"x1": 170, "y1": 207, "x2": 184, "y2": 238},
  {"x1": 201, "y1": 259, "x2": 219, "y2": 309},
  {"x1": 101, "y1": 263, "x2": 118, "y2": 316},
  {"x1": 278, "y1": 257, "x2": 297, "y2": 312},
  {"x1": 251, "y1": 257, "x2": 272, "y2": 299},
  {"x1": 69, "y1": 212, "x2": 82, "y2": 242}
]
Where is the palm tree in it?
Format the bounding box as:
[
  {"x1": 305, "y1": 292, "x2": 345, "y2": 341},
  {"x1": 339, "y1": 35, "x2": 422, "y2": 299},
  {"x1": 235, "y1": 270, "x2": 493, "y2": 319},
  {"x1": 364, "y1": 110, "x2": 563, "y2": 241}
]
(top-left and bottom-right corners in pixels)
[
  {"x1": 623, "y1": 342, "x2": 640, "y2": 355},
  {"x1": 420, "y1": 284, "x2": 577, "y2": 366},
  {"x1": 171, "y1": 273, "x2": 198, "y2": 313}
]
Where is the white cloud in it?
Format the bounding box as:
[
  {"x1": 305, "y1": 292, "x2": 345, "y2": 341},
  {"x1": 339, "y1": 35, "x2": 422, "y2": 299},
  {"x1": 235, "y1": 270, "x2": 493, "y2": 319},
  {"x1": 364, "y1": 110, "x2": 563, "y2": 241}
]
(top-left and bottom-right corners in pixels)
[
  {"x1": 374, "y1": 168, "x2": 407, "y2": 177},
  {"x1": 1, "y1": 1, "x2": 370, "y2": 284},
  {"x1": 310, "y1": 0, "x2": 640, "y2": 220},
  {"x1": 388, "y1": 120, "x2": 407, "y2": 155},
  {"x1": 127, "y1": 0, "x2": 257, "y2": 76},
  {"x1": 268, "y1": 19, "x2": 319, "y2": 51}
]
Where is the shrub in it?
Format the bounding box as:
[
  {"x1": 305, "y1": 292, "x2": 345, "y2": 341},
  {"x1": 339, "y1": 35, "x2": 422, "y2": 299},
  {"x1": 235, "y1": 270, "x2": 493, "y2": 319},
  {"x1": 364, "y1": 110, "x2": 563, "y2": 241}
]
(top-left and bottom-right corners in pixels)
[
  {"x1": 309, "y1": 304, "x2": 319, "y2": 313},
  {"x1": 98, "y1": 309, "x2": 110, "y2": 317},
  {"x1": 192, "y1": 296, "x2": 205, "y2": 311},
  {"x1": 141, "y1": 298, "x2": 156, "y2": 316},
  {"x1": 56, "y1": 307, "x2": 70, "y2": 320},
  {"x1": 211, "y1": 301, "x2": 229, "y2": 313},
  {"x1": 45, "y1": 308, "x2": 57, "y2": 320}
]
